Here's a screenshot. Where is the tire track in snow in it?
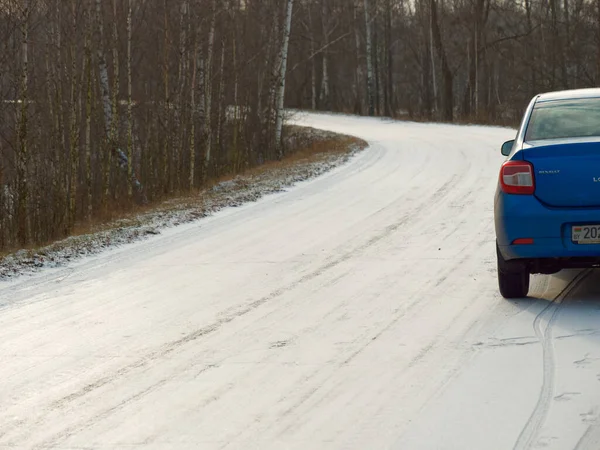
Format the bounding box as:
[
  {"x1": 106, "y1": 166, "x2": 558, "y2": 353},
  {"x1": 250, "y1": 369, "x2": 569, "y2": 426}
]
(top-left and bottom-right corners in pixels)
[
  {"x1": 513, "y1": 269, "x2": 592, "y2": 450},
  {"x1": 574, "y1": 421, "x2": 600, "y2": 450}
]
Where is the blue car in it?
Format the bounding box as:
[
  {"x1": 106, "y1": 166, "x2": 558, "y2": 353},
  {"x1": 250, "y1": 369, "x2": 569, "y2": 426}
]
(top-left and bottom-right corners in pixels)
[{"x1": 494, "y1": 88, "x2": 600, "y2": 298}]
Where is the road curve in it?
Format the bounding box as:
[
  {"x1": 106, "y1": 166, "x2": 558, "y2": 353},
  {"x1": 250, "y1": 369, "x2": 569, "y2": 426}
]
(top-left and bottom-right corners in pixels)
[{"x1": 1, "y1": 112, "x2": 600, "y2": 450}]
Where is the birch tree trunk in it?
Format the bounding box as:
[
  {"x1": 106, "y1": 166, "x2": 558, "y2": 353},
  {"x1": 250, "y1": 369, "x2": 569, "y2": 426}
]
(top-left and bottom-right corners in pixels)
[
  {"x1": 549, "y1": 0, "x2": 558, "y2": 88},
  {"x1": 231, "y1": 26, "x2": 241, "y2": 170},
  {"x1": 162, "y1": 0, "x2": 170, "y2": 192},
  {"x1": 127, "y1": 0, "x2": 134, "y2": 198},
  {"x1": 216, "y1": 39, "x2": 226, "y2": 160},
  {"x1": 203, "y1": 0, "x2": 216, "y2": 181},
  {"x1": 68, "y1": 8, "x2": 80, "y2": 229},
  {"x1": 196, "y1": 47, "x2": 206, "y2": 184},
  {"x1": 563, "y1": 0, "x2": 570, "y2": 88},
  {"x1": 267, "y1": 15, "x2": 280, "y2": 150},
  {"x1": 189, "y1": 31, "x2": 199, "y2": 189},
  {"x1": 16, "y1": 2, "x2": 30, "y2": 245},
  {"x1": 174, "y1": 0, "x2": 188, "y2": 191},
  {"x1": 373, "y1": 11, "x2": 382, "y2": 115},
  {"x1": 95, "y1": 0, "x2": 113, "y2": 206},
  {"x1": 429, "y1": 1, "x2": 438, "y2": 114},
  {"x1": 319, "y1": 2, "x2": 330, "y2": 110},
  {"x1": 47, "y1": 3, "x2": 63, "y2": 220},
  {"x1": 525, "y1": 0, "x2": 537, "y2": 93},
  {"x1": 385, "y1": 0, "x2": 393, "y2": 116},
  {"x1": 274, "y1": 0, "x2": 294, "y2": 157},
  {"x1": 308, "y1": 5, "x2": 317, "y2": 110},
  {"x1": 85, "y1": 15, "x2": 93, "y2": 221},
  {"x1": 111, "y1": 0, "x2": 120, "y2": 185},
  {"x1": 364, "y1": 0, "x2": 376, "y2": 116},
  {"x1": 354, "y1": 2, "x2": 362, "y2": 114},
  {"x1": 430, "y1": 0, "x2": 453, "y2": 121}
]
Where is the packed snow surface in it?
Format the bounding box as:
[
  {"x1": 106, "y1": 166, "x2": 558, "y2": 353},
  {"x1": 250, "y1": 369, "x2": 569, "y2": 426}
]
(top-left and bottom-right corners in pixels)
[{"x1": 2, "y1": 112, "x2": 600, "y2": 450}]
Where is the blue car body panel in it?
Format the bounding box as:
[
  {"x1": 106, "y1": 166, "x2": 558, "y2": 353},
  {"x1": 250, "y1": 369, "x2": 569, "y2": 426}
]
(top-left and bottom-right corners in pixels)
[
  {"x1": 494, "y1": 189, "x2": 600, "y2": 260},
  {"x1": 494, "y1": 89, "x2": 600, "y2": 263}
]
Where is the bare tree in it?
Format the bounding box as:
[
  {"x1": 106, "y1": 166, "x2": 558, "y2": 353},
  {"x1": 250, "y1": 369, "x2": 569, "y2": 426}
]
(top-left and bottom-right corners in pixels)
[
  {"x1": 274, "y1": 0, "x2": 294, "y2": 155},
  {"x1": 429, "y1": 0, "x2": 453, "y2": 121},
  {"x1": 16, "y1": 1, "x2": 30, "y2": 245},
  {"x1": 364, "y1": 0, "x2": 375, "y2": 116},
  {"x1": 84, "y1": 6, "x2": 93, "y2": 221},
  {"x1": 126, "y1": 0, "x2": 134, "y2": 198}
]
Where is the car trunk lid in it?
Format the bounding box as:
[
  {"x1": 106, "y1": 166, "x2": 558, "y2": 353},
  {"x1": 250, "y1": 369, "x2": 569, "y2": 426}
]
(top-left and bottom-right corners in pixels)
[{"x1": 523, "y1": 139, "x2": 600, "y2": 207}]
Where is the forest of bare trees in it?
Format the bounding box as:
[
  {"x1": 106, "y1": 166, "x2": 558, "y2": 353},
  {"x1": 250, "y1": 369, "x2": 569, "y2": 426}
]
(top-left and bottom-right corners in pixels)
[
  {"x1": 287, "y1": 0, "x2": 599, "y2": 123},
  {"x1": 0, "y1": 0, "x2": 598, "y2": 251}
]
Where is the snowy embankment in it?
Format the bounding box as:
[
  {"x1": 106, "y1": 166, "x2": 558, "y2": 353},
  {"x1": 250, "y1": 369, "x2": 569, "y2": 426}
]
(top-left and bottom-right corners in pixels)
[{"x1": 0, "y1": 126, "x2": 366, "y2": 280}]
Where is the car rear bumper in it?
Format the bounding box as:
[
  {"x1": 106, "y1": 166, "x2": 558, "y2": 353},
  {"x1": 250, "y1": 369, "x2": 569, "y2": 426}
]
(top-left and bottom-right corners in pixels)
[{"x1": 494, "y1": 190, "x2": 600, "y2": 261}]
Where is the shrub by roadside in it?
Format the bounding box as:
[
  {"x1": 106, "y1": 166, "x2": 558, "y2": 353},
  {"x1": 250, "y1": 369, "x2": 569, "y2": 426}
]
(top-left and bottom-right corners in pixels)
[{"x1": 0, "y1": 127, "x2": 367, "y2": 280}]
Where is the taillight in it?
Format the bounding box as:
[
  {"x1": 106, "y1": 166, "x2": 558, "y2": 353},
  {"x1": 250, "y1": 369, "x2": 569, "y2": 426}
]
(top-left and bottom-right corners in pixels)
[
  {"x1": 512, "y1": 238, "x2": 534, "y2": 245},
  {"x1": 500, "y1": 161, "x2": 535, "y2": 195}
]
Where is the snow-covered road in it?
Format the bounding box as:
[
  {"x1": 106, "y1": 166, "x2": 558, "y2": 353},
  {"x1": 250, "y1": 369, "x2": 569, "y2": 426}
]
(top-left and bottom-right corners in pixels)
[{"x1": 2, "y1": 112, "x2": 600, "y2": 450}]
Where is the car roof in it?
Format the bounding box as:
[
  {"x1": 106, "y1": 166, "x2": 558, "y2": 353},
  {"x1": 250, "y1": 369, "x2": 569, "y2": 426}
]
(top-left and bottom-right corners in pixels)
[{"x1": 537, "y1": 88, "x2": 600, "y2": 103}]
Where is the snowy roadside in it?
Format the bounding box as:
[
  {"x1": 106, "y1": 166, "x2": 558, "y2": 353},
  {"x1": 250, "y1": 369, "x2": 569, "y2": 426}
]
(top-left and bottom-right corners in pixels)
[{"x1": 0, "y1": 127, "x2": 367, "y2": 281}]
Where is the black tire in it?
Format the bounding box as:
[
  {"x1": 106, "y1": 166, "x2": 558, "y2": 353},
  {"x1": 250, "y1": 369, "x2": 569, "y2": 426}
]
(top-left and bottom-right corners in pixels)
[
  {"x1": 498, "y1": 269, "x2": 530, "y2": 298},
  {"x1": 497, "y1": 245, "x2": 530, "y2": 299}
]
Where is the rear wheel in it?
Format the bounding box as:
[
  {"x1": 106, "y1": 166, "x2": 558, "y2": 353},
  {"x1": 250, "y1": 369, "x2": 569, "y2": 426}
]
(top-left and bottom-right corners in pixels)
[{"x1": 497, "y1": 245, "x2": 530, "y2": 298}]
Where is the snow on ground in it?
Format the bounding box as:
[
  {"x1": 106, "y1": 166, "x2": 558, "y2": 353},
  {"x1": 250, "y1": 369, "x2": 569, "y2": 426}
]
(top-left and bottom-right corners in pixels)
[
  {"x1": 1, "y1": 112, "x2": 600, "y2": 450},
  {"x1": 0, "y1": 127, "x2": 364, "y2": 280}
]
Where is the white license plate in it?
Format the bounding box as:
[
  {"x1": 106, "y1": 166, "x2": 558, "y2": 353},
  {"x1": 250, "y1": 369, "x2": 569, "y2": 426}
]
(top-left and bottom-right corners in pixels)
[{"x1": 572, "y1": 225, "x2": 600, "y2": 244}]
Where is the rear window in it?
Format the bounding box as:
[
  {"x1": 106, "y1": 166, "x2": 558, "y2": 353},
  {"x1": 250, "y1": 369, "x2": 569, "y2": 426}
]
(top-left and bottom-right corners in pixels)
[{"x1": 525, "y1": 98, "x2": 600, "y2": 141}]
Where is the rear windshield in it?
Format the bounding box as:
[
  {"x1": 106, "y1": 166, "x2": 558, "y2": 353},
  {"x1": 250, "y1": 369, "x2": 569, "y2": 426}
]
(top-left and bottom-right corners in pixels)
[{"x1": 525, "y1": 98, "x2": 600, "y2": 141}]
